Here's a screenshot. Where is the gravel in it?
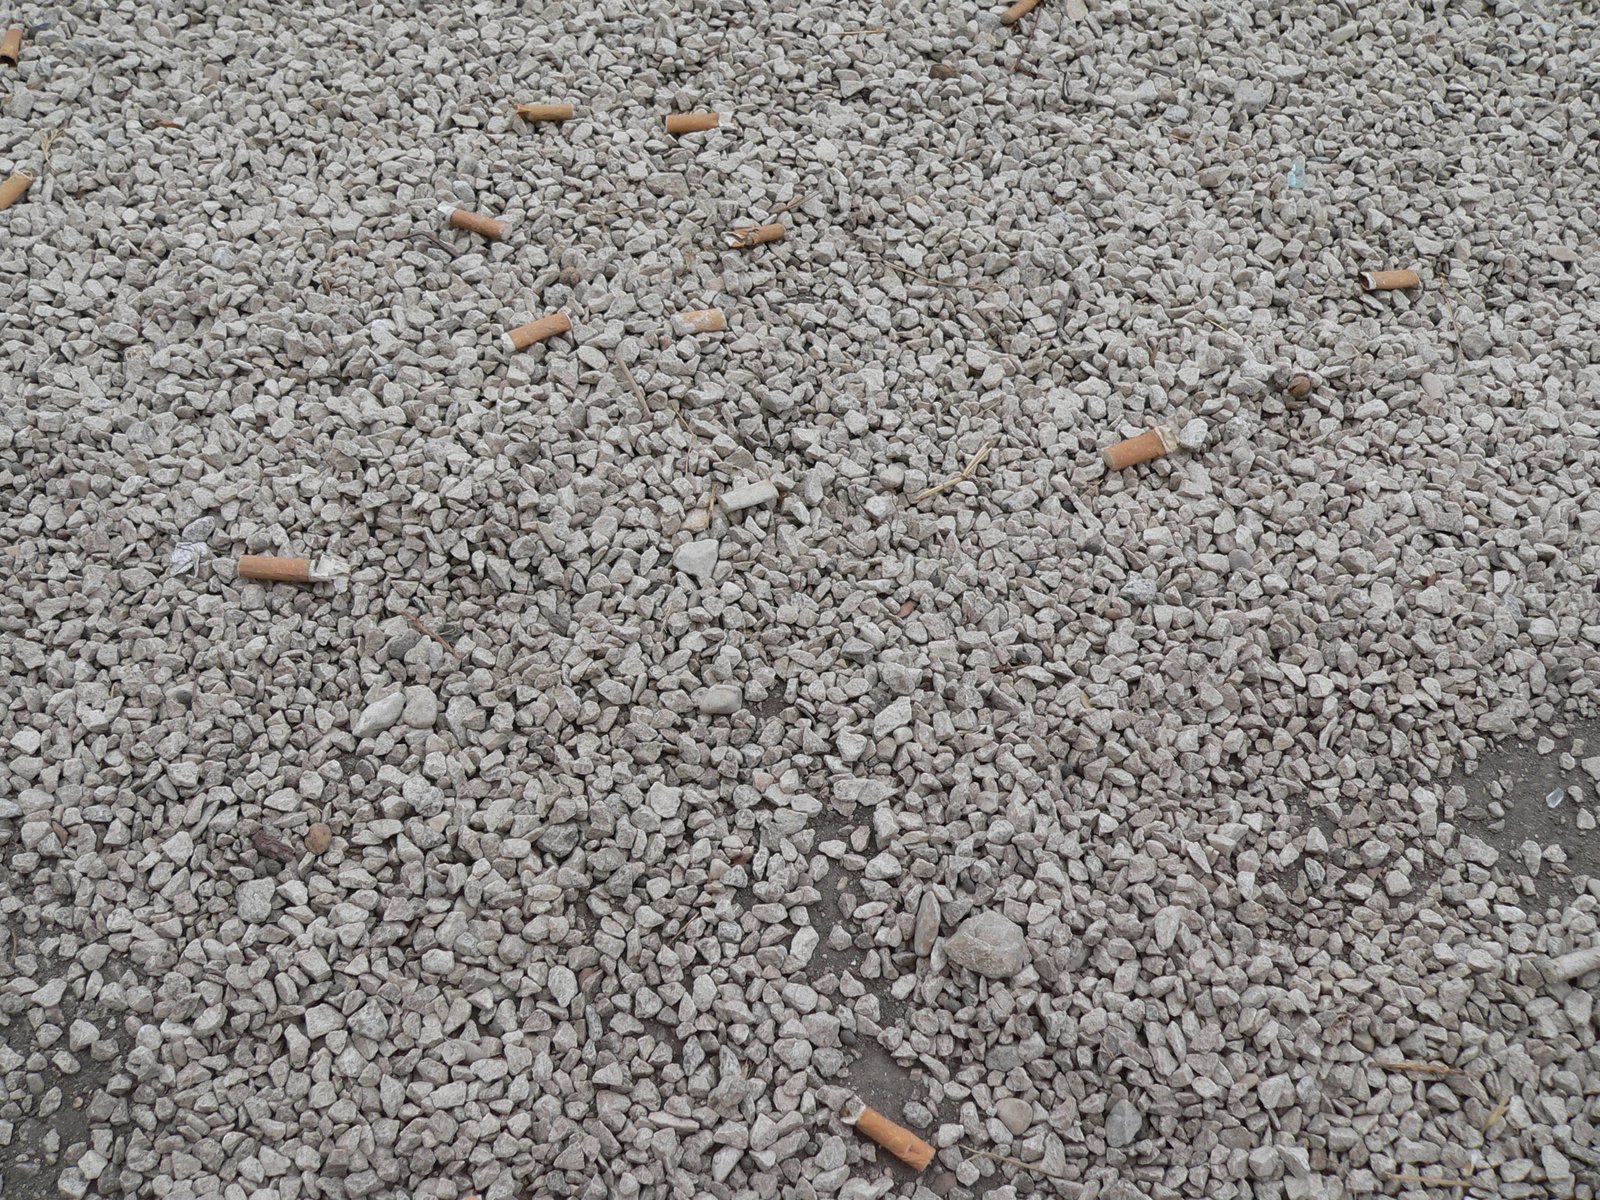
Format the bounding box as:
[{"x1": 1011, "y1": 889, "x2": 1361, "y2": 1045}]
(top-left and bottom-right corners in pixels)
[
  {"x1": 3, "y1": 1, "x2": 1600, "y2": 1199},
  {"x1": 941, "y1": 910, "x2": 1030, "y2": 979}
]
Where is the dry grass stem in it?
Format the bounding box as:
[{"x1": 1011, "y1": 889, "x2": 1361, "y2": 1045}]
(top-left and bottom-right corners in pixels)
[{"x1": 914, "y1": 439, "x2": 997, "y2": 501}]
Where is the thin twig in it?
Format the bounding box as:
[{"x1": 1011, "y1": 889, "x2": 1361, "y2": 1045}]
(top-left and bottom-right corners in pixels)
[
  {"x1": 959, "y1": 1145, "x2": 1076, "y2": 1184},
  {"x1": 1386, "y1": 1061, "x2": 1465, "y2": 1077},
  {"x1": 403, "y1": 612, "x2": 465, "y2": 662},
  {"x1": 1481, "y1": 1092, "x2": 1511, "y2": 1132},
  {"x1": 615, "y1": 349, "x2": 697, "y2": 439},
  {"x1": 769, "y1": 192, "x2": 811, "y2": 218},
  {"x1": 879, "y1": 259, "x2": 957, "y2": 289},
  {"x1": 401, "y1": 230, "x2": 461, "y2": 260},
  {"x1": 914, "y1": 439, "x2": 997, "y2": 501},
  {"x1": 1381, "y1": 1171, "x2": 1477, "y2": 1188}
]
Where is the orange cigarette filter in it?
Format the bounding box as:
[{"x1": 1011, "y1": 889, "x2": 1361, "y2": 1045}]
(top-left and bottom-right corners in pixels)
[
  {"x1": 674, "y1": 308, "x2": 727, "y2": 334},
  {"x1": 727, "y1": 223, "x2": 785, "y2": 249},
  {"x1": 239, "y1": 555, "x2": 345, "y2": 583},
  {"x1": 1103, "y1": 425, "x2": 1177, "y2": 470},
  {"x1": 0, "y1": 27, "x2": 20, "y2": 64},
  {"x1": 0, "y1": 169, "x2": 32, "y2": 210},
  {"x1": 516, "y1": 103, "x2": 575, "y2": 122},
  {"x1": 439, "y1": 204, "x2": 509, "y2": 241},
  {"x1": 666, "y1": 112, "x2": 720, "y2": 135},
  {"x1": 239, "y1": 556, "x2": 313, "y2": 584},
  {"x1": 1001, "y1": 0, "x2": 1046, "y2": 24},
  {"x1": 1361, "y1": 268, "x2": 1421, "y2": 291},
  {"x1": 505, "y1": 311, "x2": 572, "y2": 352},
  {"x1": 847, "y1": 1104, "x2": 935, "y2": 1172}
]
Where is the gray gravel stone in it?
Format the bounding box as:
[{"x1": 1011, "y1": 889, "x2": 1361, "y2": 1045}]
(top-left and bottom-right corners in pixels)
[
  {"x1": 1105, "y1": 1098, "x2": 1143, "y2": 1147},
  {"x1": 699, "y1": 684, "x2": 743, "y2": 715},
  {"x1": 673, "y1": 538, "x2": 719, "y2": 580},
  {"x1": 720, "y1": 481, "x2": 779, "y2": 512},
  {"x1": 996, "y1": 1099, "x2": 1033, "y2": 1137},
  {"x1": 942, "y1": 911, "x2": 1027, "y2": 979},
  {"x1": 913, "y1": 891, "x2": 941, "y2": 957},
  {"x1": 235, "y1": 879, "x2": 275, "y2": 924},
  {"x1": 351, "y1": 692, "x2": 405, "y2": 739}
]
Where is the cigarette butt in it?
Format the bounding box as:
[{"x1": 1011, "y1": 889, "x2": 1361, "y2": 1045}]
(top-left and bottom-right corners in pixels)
[
  {"x1": 666, "y1": 112, "x2": 720, "y2": 135},
  {"x1": 516, "y1": 103, "x2": 575, "y2": 123},
  {"x1": 1001, "y1": 0, "x2": 1046, "y2": 24},
  {"x1": 846, "y1": 1104, "x2": 935, "y2": 1172},
  {"x1": 239, "y1": 556, "x2": 313, "y2": 584},
  {"x1": 0, "y1": 169, "x2": 32, "y2": 210},
  {"x1": 1360, "y1": 268, "x2": 1421, "y2": 291},
  {"x1": 1103, "y1": 426, "x2": 1177, "y2": 470},
  {"x1": 438, "y1": 204, "x2": 509, "y2": 241},
  {"x1": 1286, "y1": 374, "x2": 1313, "y2": 400},
  {"x1": 0, "y1": 27, "x2": 21, "y2": 65},
  {"x1": 673, "y1": 308, "x2": 727, "y2": 335},
  {"x1": 504, "y1": 311, "x2": 572, "y2": 352},
  {"x1": 727, "y1": 223, "x2": 786, "y2": 249},
  {"x1": 238, "y1": 555, "x2": 345, "y2": 583}
]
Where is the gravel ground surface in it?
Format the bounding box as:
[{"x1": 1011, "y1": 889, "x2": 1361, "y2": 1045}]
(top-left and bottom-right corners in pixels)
[{"x1": 3, "y1": 1, "x2": 1599, "y2": 1198}]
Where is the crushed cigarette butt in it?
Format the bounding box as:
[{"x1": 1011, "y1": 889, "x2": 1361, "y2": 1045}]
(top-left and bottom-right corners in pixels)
[
  {"x1": 504, "y1": 312, "x2": 572, "y2": 352},
  {"x1": 1102, "y1": 425, "x2": 1176, "y2": 470},
  {"x1": 666, "y1": 112, "x2": 720, "y2": 135},
  {"x1": 0, "y1": 27, "x2": 21, "y2": 65},
  {"x1": 842, "y1": 1100, "x2": 935, "y2": 1171},
  {"x1": 238, "y1": 555, "x2": 345, "y2": 584},
  {"x1": 0, "y1": 169, "x2": 33, "y2": 210},
  {"x1": 516, "y1": 103, "x2": 574, "y2": 122},
  {"x1": 672, "y1": 308, "x2": 727, "y2": 335},
  {"x1": 1361, "y1": 268, "x2": 1422, "y2": 291},
  {"x1": 1001, "y1": 0, "x2": 1047, "y2": 24},
  {"x1": 727, "y1": 222, "x2": 785, "y2": 249},
  {"x1": 439, "y1": 204, "x2": 509, "y2": 240}
]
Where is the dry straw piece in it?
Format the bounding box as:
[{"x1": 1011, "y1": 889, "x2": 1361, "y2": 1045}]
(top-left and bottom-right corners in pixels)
[
  {"x1": 516, "y1": 103, "x2": 574, "y2": 122},
  {"x1": 673, "y1": 308, "x2": 727, "y2": 335},
  {"x1": 0, "y1": 27, "x2": 21, "y2": 65},
  {"x1": 727, "y1": 223, "x2": 785, "y2": 249},
  {"x1": 0, "y1": 169, "x2": 32, "y2": 210},
  {"x1": 438, "y1": 204, "x2": 508, "y2": 241},
  {"x1": 665, "y1": 112, "x2": 720, "y2": 135},
  {"x1": 1001, "y1": 0, "x2": 1046, "y2": 24},
  {"x1": 1360, "y1": 268, "x2": 1422, "y2": 291},
  {"x1": 843, "y1": 1102, "x2": 935, "y2": 1171},
  {"x1": 1103, "y1": 425, "x2": 1177, "y2": 470},
  {"x1": 505, "y1": 311, "x2": 572, "y2": 352}
]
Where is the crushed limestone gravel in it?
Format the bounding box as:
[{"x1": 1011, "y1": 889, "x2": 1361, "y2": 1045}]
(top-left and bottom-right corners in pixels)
[{"x1": 3, "y1": 1, "x2": 1599, "y2": 1199}]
